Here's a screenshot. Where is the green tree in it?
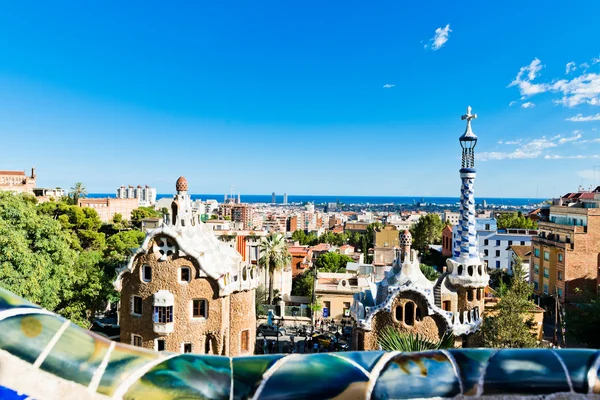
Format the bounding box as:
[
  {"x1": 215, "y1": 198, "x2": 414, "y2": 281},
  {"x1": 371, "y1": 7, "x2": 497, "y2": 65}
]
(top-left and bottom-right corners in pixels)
[
  {"x1": 0, "y1": 192, "x2": 105, "y2": 328},
  {"x1": 378, "y1": 327, "x2": 454, "y2": 351},
  {"x1": 255, "y1": 285, "x2": 268, "y2": 317},
  {"x1": 565, "y1": 289, "x2": 600, "y2": 348},
  {"x1": 69, "y1": 182, "x2": 87, "y2": 205},
  {"x1": 410, "y1": 214, "x2": 444, "y2": 253},
  {"x1": 291, "y1": 271, "x2": 314, "y2": 298},
  {"x1": 258, "y1": 233, "x2": 291, "y2": 304},
  {"x1": 314, "y1": 252, "x2": 353, "y2": 273},
  {"x1": 130, "y1": 206, "x2": 160, "y2": 228},
  {"x1": 420, "y1": 264, "x2": 440, "y2": 281},
  {"x1": 496, "y1": 212, "x2": 538, "y2": 230},
  {"x1": 482, "y1": 258, "x2": 538, "y2": 348},
  {"x1": 105, "y1": 230, "x2": 146, "y2": 261}
]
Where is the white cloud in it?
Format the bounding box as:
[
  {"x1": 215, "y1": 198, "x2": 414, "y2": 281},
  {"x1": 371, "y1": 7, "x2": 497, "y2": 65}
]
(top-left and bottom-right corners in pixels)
[
  {"x1": 425, "y1": 24, "x2": 451, "y2": 51},
  {"x1": 566, "y1": 61, "x2": 576, "y2": 74},
  {"x1": 593, "y1": 57, "x2": 600, "y2": 65},
  {"x1": 557, "y1": 133, "x2": 582, "y2": 144},
  {"x1": 508, "y1": 58, "x2": 548, "y2": 97},
  {"x1": 580, "y1": 62, "x2": 590, "y2": 70},
  {"x1": 383, "y1": 84, "x2": 395, "y2": 89},
  {"x1": 509, "y1": 101, "x2": 517, "y2": 106},
  {"x1": 505, "y1": 140, "x2": 521, "y2": 145},
  {"x1": 521, "y1": 102, "x2": 535, "y2": 108},
  {"x1": 565, "y1": 113, "x2": 600, "y2": 122}
]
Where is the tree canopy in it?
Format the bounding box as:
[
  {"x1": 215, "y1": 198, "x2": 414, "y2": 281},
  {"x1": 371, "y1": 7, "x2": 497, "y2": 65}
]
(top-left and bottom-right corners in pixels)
[
  {"x1": 410, "y1": 214, "x2": 444, "y2": 253},
  {"x1": 496, "y1": 212, "x2": 538, "y2": 230},
  {"x1": 565, "y1": 289, "x2": 600, "y2": 348},
  {"x1": 259, "y1": 233, "x2": 291, "y2": 304},
  {"x1": 314, "y1": 252, "x2": 353, "y2": 273},
  {"x1": 130, "y1": 206, "x2": 161, "y2": 228},
  {"x1": 482, "y1": 258, "x2": 539, "y2": 348}
]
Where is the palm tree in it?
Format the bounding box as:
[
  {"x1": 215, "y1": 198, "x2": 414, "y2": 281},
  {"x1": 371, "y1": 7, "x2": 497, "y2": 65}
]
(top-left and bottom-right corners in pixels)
[
  {"x1": 69, "y1": 182, "x2": 87, "y2": 205},
  {"x1": 258, "y1": 233, "x2": 291, "y2": 305},
  {"x1": 378, "y1": 327, "x2": 454, "y2": 351}
]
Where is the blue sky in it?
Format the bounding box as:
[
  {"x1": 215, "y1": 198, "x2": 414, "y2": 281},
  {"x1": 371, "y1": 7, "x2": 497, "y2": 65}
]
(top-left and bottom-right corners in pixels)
[{"x1": 1, "y1": 1, "x2": 600, "y2": 198}]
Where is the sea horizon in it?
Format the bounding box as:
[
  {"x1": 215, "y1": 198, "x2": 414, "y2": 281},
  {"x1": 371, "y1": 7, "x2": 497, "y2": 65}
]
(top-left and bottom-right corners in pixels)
[{"x1": 87, "y1": 193, "x2": 548, "y2": 207}]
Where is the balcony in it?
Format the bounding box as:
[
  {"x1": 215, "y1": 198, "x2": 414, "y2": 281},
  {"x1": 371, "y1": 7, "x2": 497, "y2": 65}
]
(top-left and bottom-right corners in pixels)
[
  {"x1": 538, "y1": 221, "x2": 587, "y2": 234},
  {"x1": 153, "y1": 322, "x2": 174, "y2": 335},
  {"x1": 533, "y1": 236, "x2": 570, "y2": 250}
]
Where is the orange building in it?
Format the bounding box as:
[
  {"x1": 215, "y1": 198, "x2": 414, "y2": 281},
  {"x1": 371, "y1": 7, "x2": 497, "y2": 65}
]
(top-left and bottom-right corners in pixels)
[
  {"x1": 288, "y1": 245, "x2": 312, "y2": 276},
  {"x1": 0, "y1": 168, "x2": 36, "y2": 194}
]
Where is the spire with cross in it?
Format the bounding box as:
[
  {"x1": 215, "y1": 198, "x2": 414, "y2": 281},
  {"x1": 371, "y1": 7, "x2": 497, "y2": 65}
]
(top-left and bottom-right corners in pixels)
[{"x1": 459, "y1": 106, "x2": 478, "y2": 169}]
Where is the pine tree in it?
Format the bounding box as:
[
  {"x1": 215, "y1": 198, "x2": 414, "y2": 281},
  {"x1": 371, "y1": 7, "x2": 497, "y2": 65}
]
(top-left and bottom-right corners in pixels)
[{"x1": 482, "y1": 258, "x2": 538, "y2": 348}]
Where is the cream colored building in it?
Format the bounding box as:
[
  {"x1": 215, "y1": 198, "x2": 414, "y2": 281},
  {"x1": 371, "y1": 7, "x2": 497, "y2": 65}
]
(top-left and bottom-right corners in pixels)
[{"x1": 314, "y1": 272, "x2": 372, "y2": 322}]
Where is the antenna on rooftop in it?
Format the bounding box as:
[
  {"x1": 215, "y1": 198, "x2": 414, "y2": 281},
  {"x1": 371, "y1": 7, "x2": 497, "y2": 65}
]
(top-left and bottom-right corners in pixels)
[{"x1": 594, "y1": 166, "x2": 600, "y2": 189}]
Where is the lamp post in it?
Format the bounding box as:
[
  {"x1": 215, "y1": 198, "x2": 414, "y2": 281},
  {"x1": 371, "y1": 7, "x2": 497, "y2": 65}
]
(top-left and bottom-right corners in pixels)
[{"x1": 276, "y1": 316, "x2": 284, "y2": 353}]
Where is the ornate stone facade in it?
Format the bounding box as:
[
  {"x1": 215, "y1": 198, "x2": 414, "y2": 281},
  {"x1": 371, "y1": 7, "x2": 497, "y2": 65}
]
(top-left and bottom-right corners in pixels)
[
  {"x1": 351, "y1": 107, "x2": 489, "y2": 349},
  {"x1": 115, "y1": 177, "x2": 258, "y2": 356}
]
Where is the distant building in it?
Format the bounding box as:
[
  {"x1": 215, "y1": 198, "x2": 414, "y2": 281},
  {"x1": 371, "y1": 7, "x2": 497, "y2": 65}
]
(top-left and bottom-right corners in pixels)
[
  {"x1": 442, "y1": 210, "x2": 460, "y2": 226},
  {"x1": 345, "y1": 222, "x2": 370, "y2": 233},
  {"x1": 531, "y1": 191, "x2": 600, "y2": 303},
  {"x1": 32, "y1": 187, "x2": 67, "y2": 202},
  {"x1": 314, "y1": 272, "x2": 372, "y2": 323},
  {"x1": 79, "y1": 197, "x2": 138, "y2": 222},
  {"x1": 0, "y1": 168, "x2": 36, "y2": 194},
  {"x1": 288, "y1": 244, "x2": 312, "y2": 277},
  {"x1": 271, "y1": 192, "x2": 276, "y2": 204},
  {"x1": 441, "y1": 225, "x2": 453, "y2": 257},
  {"x1": 283, "y1": 193, "x2": 288, "y2": 204},
  {"x1": 451, "y1": 218, "x2": 537, "y2": 271},
  {"x1": 115, "y1": 176, "x2": 258, "y2": 356},
  {"x1": 116, "y1": 184, "x2": 157, "y2": 207},
  {"x1": 507, "y1": 245, "x2": 531, "y2": 280}
]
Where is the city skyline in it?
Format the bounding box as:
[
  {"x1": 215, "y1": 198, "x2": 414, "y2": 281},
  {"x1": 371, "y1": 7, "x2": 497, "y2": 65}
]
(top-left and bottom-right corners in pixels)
[{"x1": 2, "y1": 2, "x2": 600, "y2": 197}]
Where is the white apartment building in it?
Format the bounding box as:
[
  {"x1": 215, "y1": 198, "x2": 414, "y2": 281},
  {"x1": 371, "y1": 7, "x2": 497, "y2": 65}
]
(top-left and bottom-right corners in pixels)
[
  {"x1": 452, "y1": 218, "x2": 538, "y2": 271},
  {"x1": 116, "y1": 184, "x2": 157, "y2": 207},
  {"x1": 442, "y1": 210, "x2": 460, "y2": 226}
]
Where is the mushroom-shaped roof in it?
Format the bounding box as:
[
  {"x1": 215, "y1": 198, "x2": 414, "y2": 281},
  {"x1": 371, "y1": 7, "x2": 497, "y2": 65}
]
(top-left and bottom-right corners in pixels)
[
  {"x1": 176, "y1": 176, "x2": 188, "y2": 192},
  {"x1": 399, "y1": 230, "x2": 412, "y2": 247}
]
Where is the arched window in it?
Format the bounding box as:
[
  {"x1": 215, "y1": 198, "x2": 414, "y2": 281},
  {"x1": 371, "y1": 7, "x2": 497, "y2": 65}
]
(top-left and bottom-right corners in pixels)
[
  {"x1": 395, "y1": 305, "x2": 403, "y2": 322},
  {"x1": 404, "y1": 302, "x2": 414, "y2": 326},
  {"x1": 468, "y1": 290, "x2": 474, "y2": 301},
  {"x1": 476, "y1": 288, "x2": 481, "y2": 301},
  {"x1": 415, "y1": 306, "x2": 422, "y2": 322},
  {"x1": 468, "y1": 265, "x2": 473, "y2": 276},
  {"x1": 457, "y1": 265, "x2": 463, "y2": 275},
  {"x1": 171, "y1": 203, "x2": 178, "y2": 223},
  {"x1": 242, "y1": 267, "x2": 248, "y2": 281}
]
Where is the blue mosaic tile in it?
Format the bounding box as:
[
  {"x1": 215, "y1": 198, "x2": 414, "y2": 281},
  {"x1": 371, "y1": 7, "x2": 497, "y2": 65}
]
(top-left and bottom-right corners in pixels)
[
  {"x1": 0, "y1": 288, "x2": 39, "y2": 312},
  {"x1": 124, "y1": 354, "x2": 232, "y2": 400},
  {"x1": 333, "y1": 351, "x2": 385, "y2": 372},
  {"x1": 257, "y1": 353, "x2": 370, "y2": 400},
  {"x1": 0, "y1": 385, "x2": 32, "y2": 400},
  {"x1": 554, "y1": 349, "x2": 598, "y2": 393},
  {"x1": 449, "y1": 348, "x2": 495, "y2": 395},
  {"x1": 372, "y1": 351, "x2": 461, "y2": 399},
  {"x1": 232, "y1": 355, "x2": 284, "y2": 400},
  {"x1": 483, "y1": 349, "x2": 571, "y2": 395}
]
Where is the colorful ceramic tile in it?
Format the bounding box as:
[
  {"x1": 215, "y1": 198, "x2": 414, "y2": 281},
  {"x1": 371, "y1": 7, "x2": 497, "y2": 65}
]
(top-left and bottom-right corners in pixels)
[
  {"x1": 483, "y1": 349, "x2": 571, "y2": 395},
  {"x1": 0, "y1": 288, "x2": 39, "y2": 312},
  {"x1": 371, "y1": 351, "x2": 461, "y2": 399},
  {"x1": 553, "y1": 349, "x2": 598, "y2": 393},
  {"x1": 333, "y1": 351, "x2": 385, "y2": 372},
  {"x1": 97, "y1": 342, "x2": 163, "y2": 396},
  {"x1": 124, "y1": 354, "x2": 232, "y2": 400},
  {"x1": 232, "y1": 355, "x2": 284, "y2": 400},
  {"x1": 39, "y1": 325, "x2": 112, "y2": 387},
  {"x1": 0, "y1": 314, "x2": 64, "y2": 364},
  {"x1": 448, "y1": 348, "x2": 495, "y2": 395},
  {"x1": 257, "y1": 353, "x2": 370, "y2": 400}
]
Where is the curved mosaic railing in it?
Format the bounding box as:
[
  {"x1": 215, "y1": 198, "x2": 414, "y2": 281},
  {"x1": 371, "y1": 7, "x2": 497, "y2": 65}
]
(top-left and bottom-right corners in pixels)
[{"x1": 0, "y1": 287, "x2": 599, "y2": 399}]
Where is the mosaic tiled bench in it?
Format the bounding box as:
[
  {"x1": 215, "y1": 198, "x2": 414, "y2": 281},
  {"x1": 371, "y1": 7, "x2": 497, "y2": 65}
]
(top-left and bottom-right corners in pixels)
[{"x1": 0, "y1": 287, "x2": 599, "y2": 399}]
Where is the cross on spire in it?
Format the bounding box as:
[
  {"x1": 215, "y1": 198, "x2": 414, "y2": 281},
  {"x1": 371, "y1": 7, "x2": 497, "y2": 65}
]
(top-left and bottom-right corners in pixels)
[{"x1": 461, "y1": 106, "x2": 477, "y2": 123}]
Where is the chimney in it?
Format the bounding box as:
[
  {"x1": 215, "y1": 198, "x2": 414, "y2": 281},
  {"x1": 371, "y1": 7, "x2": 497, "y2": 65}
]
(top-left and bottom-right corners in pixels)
[{"x1": 31, "y1": 167, "x2": 36, "y2": 179}]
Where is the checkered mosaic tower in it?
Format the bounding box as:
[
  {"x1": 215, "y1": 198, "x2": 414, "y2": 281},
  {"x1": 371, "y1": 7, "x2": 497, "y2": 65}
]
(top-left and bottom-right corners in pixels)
[{"x1": 447, "y1": 106, "x2": 488, "y2": 317}]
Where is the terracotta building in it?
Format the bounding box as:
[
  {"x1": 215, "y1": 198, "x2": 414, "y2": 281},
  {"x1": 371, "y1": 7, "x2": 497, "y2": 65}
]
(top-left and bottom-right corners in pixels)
[
  {"x1": 115, "y1": 177, "x2": 258, "y2": 356},
  {"x1": 0, "y1": 168, "x2": 36, "y2": 194},
  {"x1": 531, "y1": 193, "x2": 600, "y2": 303},
  {"x1": 351, "y1": 107, "x2": 489, "y2": 349},
  {"x1": 442, "y1": 225, "x2": 453, "y2": 257},
  {"x1": 288, "y1": 244, "x2": 312, "y2": 277},
  {"x1": 78, "y1": 197, "x2": 139, "y2": 222}
]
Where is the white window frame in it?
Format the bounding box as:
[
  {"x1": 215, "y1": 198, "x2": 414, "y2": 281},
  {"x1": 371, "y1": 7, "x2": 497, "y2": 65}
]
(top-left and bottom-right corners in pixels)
[
  {"x1": 155, "y1": 338, "x2": 166, "y2": 351},
  {"x1": 180, "y1": 266, "x2": 192, "y2": 283},
  {"x1": 142, "y1": 265, "x2": 152, "y2": 283},
  {"x1": 131, "y1": 295, "x2": 143, "y2": 316},
  {"x1": 181, "y1": 342, "x2": 193, "y2": 353},
  {"x1": 191, "y1": 299, "x2": 208, "y2": 320}
]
